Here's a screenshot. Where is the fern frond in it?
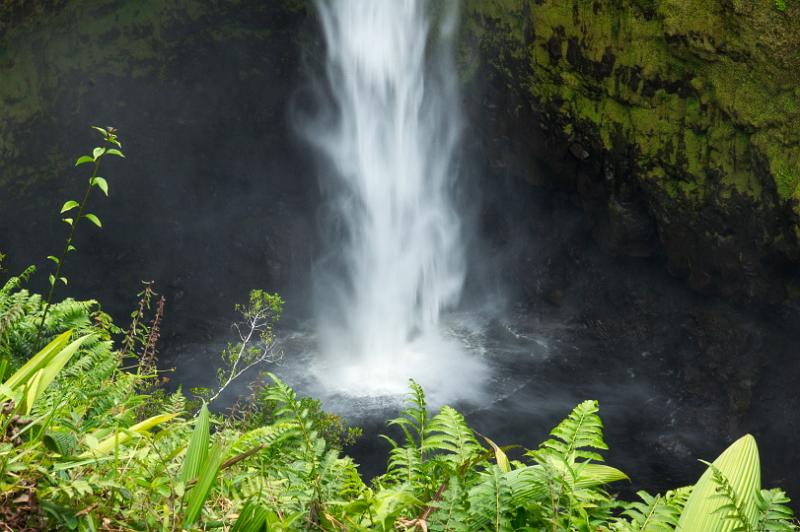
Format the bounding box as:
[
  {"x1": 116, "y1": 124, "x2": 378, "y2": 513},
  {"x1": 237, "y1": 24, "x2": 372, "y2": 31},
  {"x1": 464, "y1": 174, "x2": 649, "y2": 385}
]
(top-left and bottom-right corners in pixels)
[
  {"x1": 387, "y1": 379, "x2": 428, "y2": 449},
  {"x1": 423, "y1": 406, "x2": 482, "y2": 468},
  {"x1": 756, "y1": 488, "x2": 796, "y2": 531},
  {"x1": 619, "y1": 490, "x2": 680, "y2": 531},
  {"x1": 0, "y1": 265, "x2": 35, "y2": 296},
  {"x1": 385, "y1": 445, "x2": 424, "y2": 485},
  {"x1": 467, "y1": 465, "x2": 514, "y2": 531},
  {"x1": 428, "y1": 476, "x2": 468, "y2": 532},
  {"x1": 537, "y1": 400, "x2": 607, "y2": 464},
  {"x1": 705, "y1": 461, "x2": 755, "y2": 532}
]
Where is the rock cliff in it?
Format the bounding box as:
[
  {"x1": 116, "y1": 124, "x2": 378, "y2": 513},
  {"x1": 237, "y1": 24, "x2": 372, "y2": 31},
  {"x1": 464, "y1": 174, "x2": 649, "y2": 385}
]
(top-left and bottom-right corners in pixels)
[{"x1": 464, "y1": 0, "x2": 800, "y2": 302}]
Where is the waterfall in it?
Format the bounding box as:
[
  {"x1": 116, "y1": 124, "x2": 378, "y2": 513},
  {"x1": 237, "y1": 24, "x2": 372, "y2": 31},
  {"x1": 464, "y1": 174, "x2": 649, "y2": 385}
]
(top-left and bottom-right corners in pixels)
[{"x1": 306, "y1": 0, "x2": 485, "y2": 400}]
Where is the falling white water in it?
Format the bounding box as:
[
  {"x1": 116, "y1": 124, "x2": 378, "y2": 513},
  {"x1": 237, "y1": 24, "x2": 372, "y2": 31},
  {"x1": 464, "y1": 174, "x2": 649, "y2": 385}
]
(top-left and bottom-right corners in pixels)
[{"x1": 307, "y1": 0, "x2": 486, "y2": 402}]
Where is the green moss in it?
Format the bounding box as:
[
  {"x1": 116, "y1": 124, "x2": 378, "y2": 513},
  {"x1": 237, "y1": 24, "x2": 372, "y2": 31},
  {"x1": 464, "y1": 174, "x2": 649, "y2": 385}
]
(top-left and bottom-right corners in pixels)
[{"x1": 466, "y1": 0, "x2": 800, "y2": 245}]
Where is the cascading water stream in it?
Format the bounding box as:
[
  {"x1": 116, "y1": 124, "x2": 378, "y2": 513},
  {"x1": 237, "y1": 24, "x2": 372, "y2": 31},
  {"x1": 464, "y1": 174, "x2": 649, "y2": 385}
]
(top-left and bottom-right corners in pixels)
[{"x1": 306, "y1": 0, "x2": 486, "y2": 401}]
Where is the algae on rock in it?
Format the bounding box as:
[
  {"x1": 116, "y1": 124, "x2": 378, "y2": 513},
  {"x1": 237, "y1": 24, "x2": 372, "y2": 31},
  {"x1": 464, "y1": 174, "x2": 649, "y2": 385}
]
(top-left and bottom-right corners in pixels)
[{"x1": 465, "y1": 0, "x2": 800, "y2": 301}]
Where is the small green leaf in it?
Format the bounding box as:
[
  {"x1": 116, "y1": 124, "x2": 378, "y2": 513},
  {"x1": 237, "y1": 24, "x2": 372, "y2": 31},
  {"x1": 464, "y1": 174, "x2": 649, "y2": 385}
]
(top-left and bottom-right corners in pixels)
[
  {"x1": 47, "y1": 256, "x2": 60, "y2": 266},
  {"x1": 62, "y1": 218, "x2": 74, "y2": 226},
  {"x1": 67, "y1": 245, "x2": 77, "y2": 252},
  {"x1": 92, "y1": 147, "x2": 106, "y2": 160},
  {"x1": 75, "y1": 155, "x2": 94, "y2": 166},
  {"x1": 91, "y1": 126, "x2": 108, "y2": 136},
  {"x1": 60, "y1": 277, "x2": 68, "y2": 286},
  {"x1": 105, "y1": 148, "x2": 125, "y2": 158},
  {"x1": 83, "y1": 213, "x2": 102, "y2": 228},
  {"x1": 91, "y1": 177, "x2": 109, "y2": 196},
  {"x1": 61, "y1": 200, "x2": 80, "y2": 213},
  {"x1": 49, "y1": 274, "x2": 55, "y2": 286}
]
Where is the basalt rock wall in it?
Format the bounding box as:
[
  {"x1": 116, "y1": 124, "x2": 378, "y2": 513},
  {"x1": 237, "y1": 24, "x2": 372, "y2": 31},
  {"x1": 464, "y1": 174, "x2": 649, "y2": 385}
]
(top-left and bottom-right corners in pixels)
[
  {"x1": 0, "y1": 0, "x2": 316, "y2": 328},
  {"x1": 463, "y1": 0, "x2": 800, "y2": 303}
]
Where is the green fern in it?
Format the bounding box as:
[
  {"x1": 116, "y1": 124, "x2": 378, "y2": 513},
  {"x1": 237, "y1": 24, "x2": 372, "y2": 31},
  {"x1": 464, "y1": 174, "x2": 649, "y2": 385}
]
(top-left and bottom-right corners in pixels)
[
  {"x1": 423, "y1": 406, "x2": 483, "y2": 469},
  {"x1": 428, "y1": 476, "x2": 469, "y2": 532},
  {"x1": 538, "y1": 399, "x2": 607, "y2": 465},
  {"x1": 756, "y1": 488, "x2": 796, "y2": 531},
  {"x1": 467, "y1": 465, "x2": 514, "y2": 532},
  {"x1": 705, "y1": 461, "x2": 756, "y2": 532},
  {"x1": 618, "y1": 490, "x2": 681, "y2": 531}
]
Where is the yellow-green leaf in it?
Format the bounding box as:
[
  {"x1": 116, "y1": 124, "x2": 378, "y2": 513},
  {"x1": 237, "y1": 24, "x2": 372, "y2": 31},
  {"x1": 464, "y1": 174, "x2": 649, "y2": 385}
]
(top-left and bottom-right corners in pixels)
[
  {"x1": 19, "y1": 335, "x2": 92, "y2": 414},
  {"x1": 482, "y1": 434, "x2": 511, "y2": 473},
  {"x1": 83, "y1": 213, "x2": 102, "y2": 228},
  {"x1": 61, "y1": 200, "x2": 79, "y2": 213},
  {"x1": 75, "y1": 155, "x2": 94, "y2": 166},
  {"x1": 83, "y1": 413, "x2": 178, "y2": 457},
  {"x1": 677, "y1": 434, "x2": 761, "y2": 532},
  {"x1": 22, "y1": 369, "x2": 44, "y2": 415},
  {"x1": 3, "y1": 330, "x2": 72, "y2": 390},
  {"x1": 91, "y1": 177, "x2": 109, "y2": 196}
]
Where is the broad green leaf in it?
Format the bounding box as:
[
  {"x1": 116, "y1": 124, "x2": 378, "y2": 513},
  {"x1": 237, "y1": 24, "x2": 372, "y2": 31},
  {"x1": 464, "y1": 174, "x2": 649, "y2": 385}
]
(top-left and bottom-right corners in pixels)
[
  {"x1": 180, "y1": 403, "x2": 210, "y2": 483},
  {"x1": 507, "y1": 462, "x2": 628, "y2": 505},
  {"x1": 105, "y1": 148, "x2": 125, "y2": 158},
  {"x1": 7, "y1": 334, "x2": 90, "y2": 414},
  {"x1": 91, "y1": 176, "x2": 109, "y2": 196},
  {"x1": 92, "y1": 147, "x2": 106, "y2": 160},
  {"x1": 576, "y1": 463, "x2": 630, "y2": 487},
  {"x1": 60, "y1": 200, "x2": 79, "y2": 213},
  {"x1": 184, "y1": 441, "x2": 226, "y2": 527},
  {"x1": 23, "y1": 334, "x2": 92, "y2": 414},
  {"x1": 83, "y1": 413, "x2": 179, "y2": 457},
  {"x1": 91, "y1": 125, "x2": 107, "y2": 136},
  {"x1": 677, "y1": 434, "x2": 761, "y2": 531},
  {"x1": 75, "y1": 155, "x2": 94, "y2": 166},
  {"x1": 83, "y1": 213, "x2": 102, "y2": 228},
  {"x1": 47, "y1": 255, "x2": 60, "y2": 265},
  {"x1": 2, "y1": 330, "x2": 71, "y2": 390}
]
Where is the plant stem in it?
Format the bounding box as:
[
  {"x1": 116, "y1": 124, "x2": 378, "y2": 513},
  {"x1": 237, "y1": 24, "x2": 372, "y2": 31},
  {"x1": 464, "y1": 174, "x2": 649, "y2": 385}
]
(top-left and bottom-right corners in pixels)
[{"x1": 35, "y1": 159, "x2": 101, "y2": 343}]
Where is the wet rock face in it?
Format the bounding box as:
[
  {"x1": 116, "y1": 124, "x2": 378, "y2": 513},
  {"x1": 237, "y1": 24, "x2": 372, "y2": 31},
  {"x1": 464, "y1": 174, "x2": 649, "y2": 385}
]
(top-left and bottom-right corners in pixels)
[
  {"x1": 463, "y1": 0, "x2": 800, "y2": 303},
  {"x1": 0, "y1": 0, "x2": 316, "y2": 325}
]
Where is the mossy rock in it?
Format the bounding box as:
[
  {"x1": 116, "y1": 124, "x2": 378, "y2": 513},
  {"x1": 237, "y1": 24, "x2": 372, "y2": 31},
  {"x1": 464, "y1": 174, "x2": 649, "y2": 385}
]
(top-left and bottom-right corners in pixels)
[{"x1": 465, "y1": 0, "x2": 800, "y2": 302}]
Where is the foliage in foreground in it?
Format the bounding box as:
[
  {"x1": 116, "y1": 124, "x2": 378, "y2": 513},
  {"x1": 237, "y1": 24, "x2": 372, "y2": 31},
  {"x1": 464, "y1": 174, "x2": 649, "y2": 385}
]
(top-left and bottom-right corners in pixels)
[
  {"x1": 0, "y1": 278, "x2": 797, "y2": 530},
  {"x1": 0, "y1": 126, "x2": 797, "y2": 530}
]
